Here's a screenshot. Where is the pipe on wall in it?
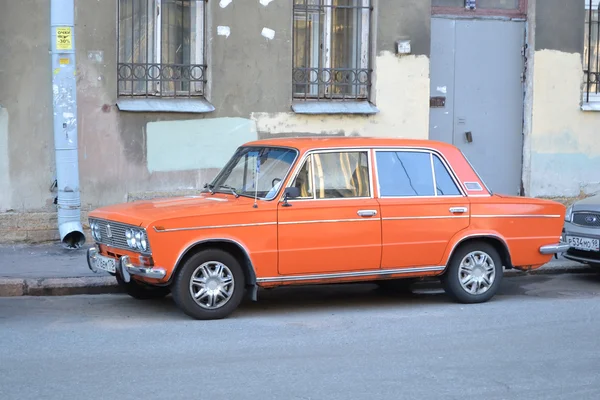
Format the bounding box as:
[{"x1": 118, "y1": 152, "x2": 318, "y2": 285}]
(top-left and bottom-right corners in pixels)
[{"x1": 51, "y1": 0, "x2": 85, "y2": 249}]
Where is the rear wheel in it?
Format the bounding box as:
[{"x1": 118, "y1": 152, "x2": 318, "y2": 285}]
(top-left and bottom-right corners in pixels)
[
  {"x1": 116, "y1": 275, "x2": 170, "y2": 300},
  {"x1": 441, "y1": 242, "x2": 503, "y2": 304},
  {"x1": 171, "y1": 249, "x2": 246, "y2": 320}
]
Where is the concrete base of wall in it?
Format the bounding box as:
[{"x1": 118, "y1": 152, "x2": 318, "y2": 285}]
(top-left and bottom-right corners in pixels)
[{"x1": 0, "y1": 210, "x2": 92, "y2": 245}]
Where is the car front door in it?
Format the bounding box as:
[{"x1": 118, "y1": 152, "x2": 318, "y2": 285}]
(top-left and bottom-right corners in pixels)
[
  {"x1": 375, "y1": 148, "x2": 470, "y2": 269},
  {"x1": 277, "y1": 149, "x2": 382, "y2": 275}
]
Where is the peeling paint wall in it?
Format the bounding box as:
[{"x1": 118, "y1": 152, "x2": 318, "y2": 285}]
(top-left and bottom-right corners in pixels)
[
  {"x1": 0, "y1": 0, "x2": 431, "y2": 239},
  {"x1": 529, "y1": 0, "x2": 600, "y2": 197},
  {"x1": 0, "y1": 107, "x2": 10, "y2": 212},
  {"x1": 252, "y1": 52, "x2": 430, "y2": 138},
  {"x1": 530, "y1": 50, "x2": 600, "y2": 197}
]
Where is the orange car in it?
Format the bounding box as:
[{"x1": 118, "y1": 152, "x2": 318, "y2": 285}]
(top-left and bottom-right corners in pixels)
[{"x1": 87, "y1": 137, "x2": 569, "y2": 320}]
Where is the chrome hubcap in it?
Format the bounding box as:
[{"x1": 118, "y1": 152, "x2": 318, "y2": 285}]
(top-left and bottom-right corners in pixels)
[
  {"x1": 189, "y1": 261, "x2": 235, "y2": 310},
  {"x1": 458, "y1": 251, "x2": 496, "y2": 295}
]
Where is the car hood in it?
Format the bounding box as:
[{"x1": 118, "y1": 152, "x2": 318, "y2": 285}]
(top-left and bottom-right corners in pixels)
[
  {"x1": 572, "y1": 193, "x2": 600, "y2": 212},
  {"x1": 88, "y1": 194, "x2": 248, "y2": 227}
]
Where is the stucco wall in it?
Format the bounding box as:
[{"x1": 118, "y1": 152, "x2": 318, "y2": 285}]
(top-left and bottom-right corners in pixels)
[
  {"x1": 530, "y1": 49, "x2": 600, "y2": 197},
  {"x1": 529, "y1": 0, "x2": 600, "y2": 197},
  {"x1": 0, "y1": 0, "x2": 431, "y2": 242}
]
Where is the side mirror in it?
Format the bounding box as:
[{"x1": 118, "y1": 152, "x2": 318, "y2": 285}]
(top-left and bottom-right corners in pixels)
[
  {"x1": 284, "y1": 186, "x2": 300, "y2": 199},
  {"x1": 282, "y1": 187, "x2": 300, "y2": 207}
]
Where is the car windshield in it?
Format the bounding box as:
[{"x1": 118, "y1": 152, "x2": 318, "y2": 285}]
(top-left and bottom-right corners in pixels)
[{"x1": 205, "y1": 146, "x2": 298, "y2": 200}]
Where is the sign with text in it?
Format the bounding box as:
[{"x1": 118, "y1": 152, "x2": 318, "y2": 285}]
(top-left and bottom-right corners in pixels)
[{"x1": 56, "y1": 27, "x2": 72, "y2": 50}]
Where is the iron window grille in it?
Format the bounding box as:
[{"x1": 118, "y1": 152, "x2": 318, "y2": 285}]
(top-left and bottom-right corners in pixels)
[
  {"x1": 117, "y1": 0, "x2": 206, "y2": 98},
  {"x1": 585, "y1": 0, "x2": 600, "y2": 103},
  {"x1": 292, "y1": 0, "x2": 373, "y2": 101}
]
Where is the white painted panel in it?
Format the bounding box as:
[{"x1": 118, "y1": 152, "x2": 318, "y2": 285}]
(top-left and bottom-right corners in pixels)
[{"x1": 146, "y1": 117, "x2": 258, "y2": 173}]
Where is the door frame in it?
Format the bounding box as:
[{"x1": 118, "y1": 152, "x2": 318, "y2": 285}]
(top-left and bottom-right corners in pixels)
[
  {"x1": 276, "y1": 147, "x2": 383, "y2": 275},
  {"x1": 429, "y1": 1, "x2": 532, "y2": 196}
]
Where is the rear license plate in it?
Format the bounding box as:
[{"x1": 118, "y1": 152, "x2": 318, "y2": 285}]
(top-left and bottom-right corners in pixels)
[
  {"x1": 566, "y1": 235, "x2": 600, "y2": 252},
  {"x1": 94, "y1": 254, "x2": 117, "y2": 273}
]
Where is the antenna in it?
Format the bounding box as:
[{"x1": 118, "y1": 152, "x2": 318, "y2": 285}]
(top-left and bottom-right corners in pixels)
[{"x1": 253, "y1": 155, "x2": 260, "y2": 208}]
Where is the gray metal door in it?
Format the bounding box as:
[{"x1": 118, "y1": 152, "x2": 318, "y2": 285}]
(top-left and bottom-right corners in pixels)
[{"x1": 429, "y1": 17, "x2": 525, "y2": 195}]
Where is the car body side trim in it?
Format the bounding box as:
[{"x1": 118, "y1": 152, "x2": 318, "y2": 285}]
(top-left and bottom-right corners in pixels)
[
  {"x1": 256, "y1": 265, "x2": 445, "y2": 284},
  {"x1": 279, "y1": 218, "x2": 376, "y2": 225},
  {"x1": 154, "y1": 222, "x2": 277, "y2": 233},
  {"x1": 471, "y1": 214, "x2": 561, "y2": 219},
  {"x1": 383, "y1": 215, "x2": 469, "y2": 221}
]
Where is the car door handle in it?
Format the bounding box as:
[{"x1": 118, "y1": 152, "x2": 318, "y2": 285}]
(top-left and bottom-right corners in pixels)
[
  {"x1": 357, "y1": 209, "x2": 378, "y2": 217},
  {"x1": 449, "y1": 207, "x2": 468, "y2": 214}
]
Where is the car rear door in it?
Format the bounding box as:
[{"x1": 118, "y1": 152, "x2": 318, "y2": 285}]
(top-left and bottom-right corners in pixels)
[{"x1": 374, "y1": 148, "x2": 470, "y2": 269}]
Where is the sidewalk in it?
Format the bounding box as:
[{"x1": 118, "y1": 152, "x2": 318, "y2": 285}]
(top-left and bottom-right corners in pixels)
[{"x1": 0, "y1": 242, "x2": 594, "y2": 297}]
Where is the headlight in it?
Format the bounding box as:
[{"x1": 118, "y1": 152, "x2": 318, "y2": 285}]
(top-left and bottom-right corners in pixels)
[
  {"x1": 126, "y1": 228, "x2": 148, "y2": 251},
  {"x1": 125, "y1": 229, "x2": 134, "y2": 247},
  {"x1": 565, "y1": 205, "x2": 573, "y2": 222},
  {"x1": 90, "y1": 221, "x2": 101, "y2": 241}
]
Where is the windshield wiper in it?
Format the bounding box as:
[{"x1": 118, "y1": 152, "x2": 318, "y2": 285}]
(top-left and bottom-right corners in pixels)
[
  {"x1": 203, "y1": 183, "x2": 214, "y2": 195},
  {"x1": 217, "y1": 184, "x2": 240, "y2": 198}
]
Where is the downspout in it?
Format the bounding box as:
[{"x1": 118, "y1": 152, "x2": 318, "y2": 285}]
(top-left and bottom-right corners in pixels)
[{"x1": 51, "y1": 0, "x2": 85, "y2": 249}]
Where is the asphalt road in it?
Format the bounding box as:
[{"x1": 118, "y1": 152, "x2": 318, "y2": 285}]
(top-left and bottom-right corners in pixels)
[{"x1": 1, "y1": 274, "x2": 600, "y2": 400}]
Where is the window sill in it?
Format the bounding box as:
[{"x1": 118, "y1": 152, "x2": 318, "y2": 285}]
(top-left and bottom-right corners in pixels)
[
  {"x1": 581, "y1": 102, "x2": 600, "y2": 112},
  {"x1": 291, "y1": 101, "x2": 379, "y2": 115},
  {"x1": 116, "y1": 98, "x2": 215, "y2": 113}
]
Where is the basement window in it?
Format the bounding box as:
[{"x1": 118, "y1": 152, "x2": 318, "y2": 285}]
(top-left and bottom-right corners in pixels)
[
  {"x1": 116, "y1": 0, "x2": 213, "y2": 113},
  {"x1": 583, "y1": 0, "x2": 600, "y2": 111},
  {"x1": 291, "y1": 0, "x2": 378, "y2": 115}
]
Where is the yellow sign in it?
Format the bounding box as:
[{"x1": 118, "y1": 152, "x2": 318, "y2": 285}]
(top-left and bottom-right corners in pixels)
[
  {"x1": 59, "y1": 58, "x2": 69, "y2": 65},
  {"x1": 56, "y1": 27, "x2": 72, "y2": 50}
]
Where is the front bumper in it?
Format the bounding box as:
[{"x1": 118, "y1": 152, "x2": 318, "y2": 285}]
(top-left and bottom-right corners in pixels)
[
  {"x1": 87, "y1": 247, "x2": 166, "y2": 283},
  {"x1": 539, "y1": 242, "x2": 571, "y2": 255}
]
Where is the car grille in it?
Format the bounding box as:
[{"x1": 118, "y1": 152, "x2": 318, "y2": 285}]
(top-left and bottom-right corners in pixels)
[
  {"x1": 567, "y1": 248, "x2": 600, "y2": 261},
  {"x1": 89, "y1": 218, "x2": 151, "y2": 253},
  {"x1": 572, "y1": 212, "x2": 600, "y2": 228}
]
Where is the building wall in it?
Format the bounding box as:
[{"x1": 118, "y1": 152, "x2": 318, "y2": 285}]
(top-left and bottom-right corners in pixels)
[
  {"x1": 529, "y1": 0, "x2": 600, "y2": 198},
  {"x1": 0, "y1": 0, "x2": 431, "y2": 243}
]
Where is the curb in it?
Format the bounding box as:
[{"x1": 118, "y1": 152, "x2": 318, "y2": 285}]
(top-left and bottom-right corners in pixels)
[
  {"x1": 0, "y1": 264, "x2": 595, "y2": 297},
  {"x1": 0, "y1": 276, "x2": 121, "y2": 297}
]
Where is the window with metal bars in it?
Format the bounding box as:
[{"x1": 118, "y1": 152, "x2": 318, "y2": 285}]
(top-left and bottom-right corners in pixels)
[
  {"x1": 117, "y1": 0, "x2": 206, "y2": 98},
  {"x1": 585, "y1": 0, "x2": 600, "y2": 103},
  {"x1": 292, "y1": 0, "x2": 372, "y2": 101}
]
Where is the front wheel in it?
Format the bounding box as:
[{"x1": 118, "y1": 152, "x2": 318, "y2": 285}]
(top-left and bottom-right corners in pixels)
[
  {"x1": 441, "y1": 242, "x2": 503, "y2": 304},
  {"x1": 171, "y1": 249, "x2": 246, "y2": 320}
]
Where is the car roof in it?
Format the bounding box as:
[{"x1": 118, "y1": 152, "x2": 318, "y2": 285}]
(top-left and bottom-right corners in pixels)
[{"x1": 243, "y1": 136, "x2": 458, "y2": 153}]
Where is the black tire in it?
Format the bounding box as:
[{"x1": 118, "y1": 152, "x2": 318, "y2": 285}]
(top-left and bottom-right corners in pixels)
[
  {"x1": 441, "y1": 241, "x2": 503, "y2": 304},
  {"x1": 375, "y1": 278, "x2": 415, "y2": 292},
  {"x1": 171, "y1": 249, "x2": 246, "y2": 320},
  {"x1": 116, "y1": 275, "x2": 170, "y2": 300}
]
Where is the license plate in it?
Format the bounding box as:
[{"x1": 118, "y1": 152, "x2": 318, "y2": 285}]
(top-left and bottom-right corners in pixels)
[
  {"x1": 566, "y1": 235, "x2": 600, "y2": 252},
  {"x1": 94, "y1": 254, "x2": 117, "y2": 273}
]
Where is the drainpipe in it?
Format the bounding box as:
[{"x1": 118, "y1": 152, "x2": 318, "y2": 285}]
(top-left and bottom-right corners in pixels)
[{"x1": 51, "y1": 0, "x2": 85, "y2": 249}]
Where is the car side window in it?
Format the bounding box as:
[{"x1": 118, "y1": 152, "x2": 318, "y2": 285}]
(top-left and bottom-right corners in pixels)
[
  {"x1": 312, "y1": 152, "x2": 370, "y2": 199},
  {"x1": 376, "y1": 151, "x2": 434, "y2": 197},
  {"x1": 290, "y1": 156, "x2": 314, "y2": 199},
  {"x1": 433, "y1": 155, "x2": 461, "y2": 196}
]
